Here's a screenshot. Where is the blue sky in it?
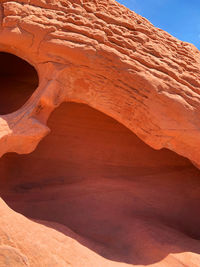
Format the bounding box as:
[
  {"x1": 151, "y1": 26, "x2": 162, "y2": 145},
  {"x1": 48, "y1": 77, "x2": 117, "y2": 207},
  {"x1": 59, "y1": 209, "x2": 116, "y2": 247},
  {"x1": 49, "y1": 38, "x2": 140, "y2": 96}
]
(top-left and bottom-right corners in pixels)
[{"x1": 117, "y1": 0, "x2": 200, "y2": 50}]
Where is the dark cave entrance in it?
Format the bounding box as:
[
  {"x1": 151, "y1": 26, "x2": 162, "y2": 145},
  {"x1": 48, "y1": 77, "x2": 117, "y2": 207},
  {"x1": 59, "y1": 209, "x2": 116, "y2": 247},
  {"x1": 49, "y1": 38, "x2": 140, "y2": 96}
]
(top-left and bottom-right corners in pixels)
[
  {"x1": 0, "y1": 102, "x2": 200, "y2": 264},
  {"x1": 0, "y1": 52, "x2": 39, "y2": 115}
]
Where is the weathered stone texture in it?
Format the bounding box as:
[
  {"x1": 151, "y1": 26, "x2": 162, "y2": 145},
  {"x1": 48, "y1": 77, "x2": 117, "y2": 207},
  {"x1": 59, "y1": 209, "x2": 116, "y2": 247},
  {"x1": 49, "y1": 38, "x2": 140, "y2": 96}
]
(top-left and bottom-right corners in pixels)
[{"x1": 0, "y1": 1, "x2": 200, "y2": 266}]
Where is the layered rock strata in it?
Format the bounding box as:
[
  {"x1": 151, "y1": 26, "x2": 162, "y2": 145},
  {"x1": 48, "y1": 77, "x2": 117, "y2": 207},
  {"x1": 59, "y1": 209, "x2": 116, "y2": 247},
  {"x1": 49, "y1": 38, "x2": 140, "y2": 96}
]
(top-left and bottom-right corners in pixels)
[{"x1": 0, "y1": 1, "x2": 200, "y2": 266}]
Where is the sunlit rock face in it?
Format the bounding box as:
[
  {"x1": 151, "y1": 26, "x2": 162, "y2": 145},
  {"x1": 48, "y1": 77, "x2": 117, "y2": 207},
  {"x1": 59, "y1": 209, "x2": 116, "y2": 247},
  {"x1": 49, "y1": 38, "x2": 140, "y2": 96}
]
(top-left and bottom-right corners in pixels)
[{"x1": 0, "y1": 0, "x2": 200, "y2": 266}]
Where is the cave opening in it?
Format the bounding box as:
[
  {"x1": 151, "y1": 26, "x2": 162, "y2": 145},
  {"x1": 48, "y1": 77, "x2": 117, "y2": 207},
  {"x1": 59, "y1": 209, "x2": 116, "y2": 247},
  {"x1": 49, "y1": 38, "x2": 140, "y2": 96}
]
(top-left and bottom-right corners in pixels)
[
  {"x1": 0, "y1": 102, "x2": 200, "y2": 263},
  {"x1": 0, "y1": 52, "x2": 39, "y2": 115}
]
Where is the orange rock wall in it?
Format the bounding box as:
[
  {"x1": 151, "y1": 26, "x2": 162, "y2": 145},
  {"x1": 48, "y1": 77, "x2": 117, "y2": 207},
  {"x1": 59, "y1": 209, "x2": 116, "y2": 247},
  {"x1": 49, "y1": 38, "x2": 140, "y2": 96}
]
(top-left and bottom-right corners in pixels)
[
  {"x1": 0, "y1": 103, "x2": 200, "y2": 266},
  {"x1": 0, "y1": 1, "x2": 200, "y2": 266},
  {"x1": 0, "y1": 0, "x2": 200, "y2": 165}
]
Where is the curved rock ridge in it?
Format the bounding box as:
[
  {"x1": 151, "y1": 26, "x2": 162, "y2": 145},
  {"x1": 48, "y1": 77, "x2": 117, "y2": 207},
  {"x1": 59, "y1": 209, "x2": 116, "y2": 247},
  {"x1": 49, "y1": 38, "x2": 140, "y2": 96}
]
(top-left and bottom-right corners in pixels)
[
  {"x1": 0, "y1": 0, "x2": 199, "y2": 165},
  {"x1": 0, "y1": 1, "x2": 200, "y2": 267}
]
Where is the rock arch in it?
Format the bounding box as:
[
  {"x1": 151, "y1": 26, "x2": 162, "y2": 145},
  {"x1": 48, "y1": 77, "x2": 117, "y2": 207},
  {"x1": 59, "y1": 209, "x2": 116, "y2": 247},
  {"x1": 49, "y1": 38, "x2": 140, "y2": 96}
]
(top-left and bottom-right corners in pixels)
[{"x1": 0, "y1": 1, "x2": 200, "y2": 266}]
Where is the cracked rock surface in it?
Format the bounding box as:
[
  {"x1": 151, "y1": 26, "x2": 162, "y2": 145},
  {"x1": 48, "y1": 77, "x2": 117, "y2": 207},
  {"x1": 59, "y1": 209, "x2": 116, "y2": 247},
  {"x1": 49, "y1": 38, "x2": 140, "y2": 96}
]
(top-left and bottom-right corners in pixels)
[{"x1": 0, "y1": 0, "x2": 200, "y2": 266}]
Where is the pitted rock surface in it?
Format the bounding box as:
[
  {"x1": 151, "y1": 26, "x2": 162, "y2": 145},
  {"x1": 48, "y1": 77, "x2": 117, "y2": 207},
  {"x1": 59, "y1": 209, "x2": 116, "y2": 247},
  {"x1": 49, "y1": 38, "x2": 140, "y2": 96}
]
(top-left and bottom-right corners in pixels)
[{"x1": 0, "y1": 1, "x2": 200, "y2": 266}]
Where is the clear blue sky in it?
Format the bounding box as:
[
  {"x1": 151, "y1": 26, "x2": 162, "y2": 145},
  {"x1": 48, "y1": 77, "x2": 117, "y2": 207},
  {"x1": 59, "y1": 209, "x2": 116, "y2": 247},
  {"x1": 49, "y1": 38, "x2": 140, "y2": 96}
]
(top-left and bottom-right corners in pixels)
[{"x1": 117, "y1": 0, "x2": 200, "y2": 50}]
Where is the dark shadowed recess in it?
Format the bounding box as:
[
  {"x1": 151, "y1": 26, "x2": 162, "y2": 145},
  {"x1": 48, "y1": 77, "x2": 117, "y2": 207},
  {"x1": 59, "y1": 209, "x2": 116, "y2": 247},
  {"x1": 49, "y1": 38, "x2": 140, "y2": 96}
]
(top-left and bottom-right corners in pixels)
[
  {"x1": 0, "y1": 102, "x2": 200, "y2": 265},
  {"x1": 0, "y1": 52, "x2": 39, "y2": 115}
]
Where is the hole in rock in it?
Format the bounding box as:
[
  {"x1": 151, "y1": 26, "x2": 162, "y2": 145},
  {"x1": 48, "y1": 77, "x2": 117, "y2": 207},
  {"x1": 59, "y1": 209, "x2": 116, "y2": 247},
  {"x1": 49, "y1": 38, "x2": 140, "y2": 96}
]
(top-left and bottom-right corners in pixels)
[
  {"x1": 0, "y1": 52, "x2": 39, "y2": 115},
  {"x1": 0, "y1": 102, "x2": 200, "y2": 264}
]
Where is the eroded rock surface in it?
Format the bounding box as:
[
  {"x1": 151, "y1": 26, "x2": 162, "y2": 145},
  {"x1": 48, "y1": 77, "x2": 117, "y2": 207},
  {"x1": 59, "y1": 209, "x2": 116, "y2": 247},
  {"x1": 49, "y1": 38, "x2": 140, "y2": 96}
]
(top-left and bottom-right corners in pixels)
[
  {"x1": 1, "y1": 103, "x2": 200, "y2": 266},
  {"x1": 0, "y1": 0, "x2": 200, "y2": 266},
  {"x1": 0, "y1": 0, "x2": 200, "y2": 164}
]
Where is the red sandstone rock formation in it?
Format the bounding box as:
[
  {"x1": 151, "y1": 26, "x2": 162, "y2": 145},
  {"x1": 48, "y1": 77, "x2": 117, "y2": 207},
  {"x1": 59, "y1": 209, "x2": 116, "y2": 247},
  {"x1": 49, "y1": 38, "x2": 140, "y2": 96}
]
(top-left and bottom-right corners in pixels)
[{"x1": 0, "y1": 0, "x2": 200, "y2": 266}]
